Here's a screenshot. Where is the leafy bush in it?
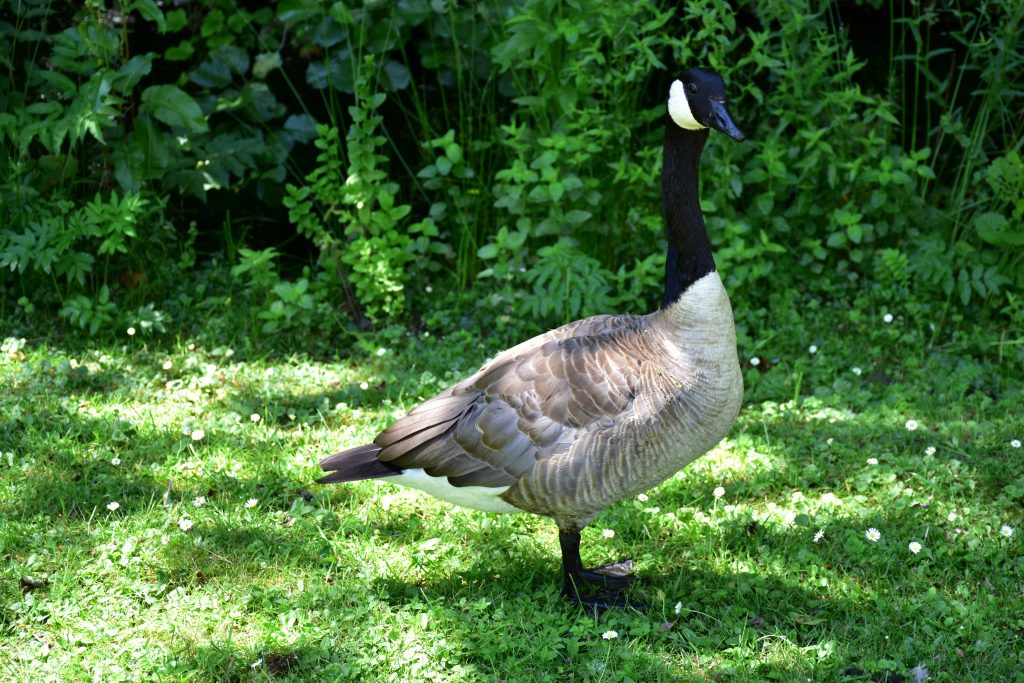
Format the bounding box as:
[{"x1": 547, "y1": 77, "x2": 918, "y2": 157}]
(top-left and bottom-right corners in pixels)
[{"x1": 1, "y1": 0, "x2": 1021, "y2": 340}]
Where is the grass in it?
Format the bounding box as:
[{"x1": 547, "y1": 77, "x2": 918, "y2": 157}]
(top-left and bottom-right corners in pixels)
[{"x1": 1, "y1": 292, "x2": 1023, "y2": 682}]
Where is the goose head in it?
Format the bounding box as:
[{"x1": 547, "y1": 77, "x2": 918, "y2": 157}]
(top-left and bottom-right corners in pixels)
[{"x1": 667, "y1": 68, "x2": 745, "y2": 142}]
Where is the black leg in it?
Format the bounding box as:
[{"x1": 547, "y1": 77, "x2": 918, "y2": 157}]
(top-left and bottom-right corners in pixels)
[{"x1": 558, "y1": 529, "x2": 642, "y2": 610}]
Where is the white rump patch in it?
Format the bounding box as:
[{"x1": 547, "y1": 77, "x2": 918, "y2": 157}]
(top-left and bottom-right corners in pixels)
[
  {"x1": 389, "y1": 468, "x2": 523, "y2": 514},
  {"x1": 668, "y1": 80, "x2": 705, "y2": 130}
]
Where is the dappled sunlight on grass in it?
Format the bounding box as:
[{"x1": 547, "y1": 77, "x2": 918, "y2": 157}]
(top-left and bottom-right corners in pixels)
[{"x1": 2, "y1": 301, "x2": 1023, "y2": 681}]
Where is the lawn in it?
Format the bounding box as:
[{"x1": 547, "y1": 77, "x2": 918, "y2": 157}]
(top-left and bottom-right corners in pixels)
[{"x1": 1, "y1": 295, "x2": 1022, "y2": 682}]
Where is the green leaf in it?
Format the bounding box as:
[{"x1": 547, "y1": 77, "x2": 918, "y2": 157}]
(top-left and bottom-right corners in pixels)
[
  {"x1": 141, "y1": 85, "x2": 208, "y2": 133},
  {"x1": 382, "y1": 61, "x2": 410, "y2": 91},
  {"x1": 975, "y1": 211, "x2": 1024, "y2": 246},
  {"x1": 846, "y1": 223, "x2": 863, "y2": 244},
  {"x1": 435, "y1": 156, "x2": 453, "y2": 176},
  {"x1": 477, "y1": 244, "x2": 499, "y2": 260},
  {"x1": 165, "y1": 39, "x2": 194, "y2": 61},
  {"x1": 126, "y1": 0, "x2": 165, "y2": 32}
]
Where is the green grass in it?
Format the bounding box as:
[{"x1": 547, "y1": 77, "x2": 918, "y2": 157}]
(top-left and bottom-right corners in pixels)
[{"x1": 1, "y1": 296, "x2": 1023, "y2": 682}]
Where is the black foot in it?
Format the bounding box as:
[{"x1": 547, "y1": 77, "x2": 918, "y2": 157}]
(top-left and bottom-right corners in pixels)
[{"x1": 578, "y1": 558, "x2": 636, "y2": 589}]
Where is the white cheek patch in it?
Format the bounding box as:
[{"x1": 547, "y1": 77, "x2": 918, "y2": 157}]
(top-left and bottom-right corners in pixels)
[{"x1": 668, "y1": 80, "x2": 705, "y2": 130}]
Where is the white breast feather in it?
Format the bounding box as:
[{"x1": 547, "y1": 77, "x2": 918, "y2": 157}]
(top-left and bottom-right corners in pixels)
[{"x1": 390, "y1": 468, "x2": 523, "y2": 514}]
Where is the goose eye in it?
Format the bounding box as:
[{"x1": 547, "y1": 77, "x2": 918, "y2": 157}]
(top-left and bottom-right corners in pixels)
[{"x1": 687, "y1": 83, "x2": 697, "y2": 94}]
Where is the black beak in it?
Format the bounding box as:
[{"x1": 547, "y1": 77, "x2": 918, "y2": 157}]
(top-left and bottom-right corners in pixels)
[{"x1": 709, "y1": 99, "x2": 745, "y2": 142}]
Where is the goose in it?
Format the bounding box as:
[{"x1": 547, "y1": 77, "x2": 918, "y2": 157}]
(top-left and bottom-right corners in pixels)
[{"x1": 318, "y1": 67, "x2": 746, "y2": 609}]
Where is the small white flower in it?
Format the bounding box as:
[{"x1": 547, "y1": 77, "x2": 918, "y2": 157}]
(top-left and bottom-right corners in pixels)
[
  {"x1": 178, "y1": 517, "x2": 193, "y2": 532},
  {"x1": 851, "y1": 367, "x2": 862, "y2": 376},
  {"x1": 791, "y1": 491, "x2": 804, "y2": 503},
  {"x1": 190, "y1": 429, "x2": 205, "y2": 441},
  {"x1": 1011, "y1": 440, "x2": 1022, "y2": 449},
  {"x1": 127, "y1": 327, "x2": 136, "y2": 336},
  {"x1": 865, "y1": 528, "x2": 881, "y2": 542},
  {"x1": 245, "y1": 498, "x2": 258, "y2": 509},
  {"x1": 947, "y1": 512, "x2": 957, "y2": 522},
  {"x1": 808, "y1": 345, "x2": 818, "y2": 354},
  {"x1": 866, "y1": 457, "x2": 878, "y2": 465},
  {"x1": 883, "y1": 313, "x2": 894, "y2": 324},
  {"x1": 425, "y1": 286, "x2": 434, "y2": 294},
  {"x1": 106, "y1": 501, "x2": 120, "y2": 511},
  {"x1": 749, "y1": 357, "x2": 761, "y2": 367},
  {"x1": 908, "y1": 541, "x2": 922, "y2": 554},
  {"x1": 925, "y1": 446, "x2": 936, "y2": 456},
  {"x1": 905, "y1": 419, "x2": 919, "y2": 431},
  {"x1": 193, "y1": 496, "x2": 206, "y2": 508},
  {"x1": 1000, "y1": 525, "x2": 1013, "y2": 538},
  {"x1": 251, "y1": 659, "x2": 263, "y2": 670},
  {"x1": 359, "y1": 381, "x2": 369, "y2": 390},
  {"x1": 376, "y1": 347, "x2": 387, "y2": 357},
  {"x1": 813, "y1": 529, "x2": 825, "y2": 543},
  {"x1": 713, "y1": 486, "x2": 726, "y2": 499},
  {"x1": 162, "y1": 360, "x2": 173, "y2": 370},
  {"x1": 187, "y1": 343, "x2": 195, "y2": 351},
  {"x1": 160, "y1": 534, "x2": 170, "y2": 545},
  {"x1": 602, "y1": 630, "x2": 618, "y2": 640},
  {"x1": 826, "y1": 437, "x2": 834, "y2": 446},
  {"x1": 111, "y1": 457, "x2": 121, "y2": 466},
  {"x1": 602, "y1": 529, "x2": 615, "y2": 539},
  {"x1": 250, "y1": 413, "x2": 261, "y2": 423},
  {"x1": 674, "y1": 601, "x2": 682, "y2": 615},
  {"x1": 636, "y1": 493, "x2": 649, "y2": 502}
]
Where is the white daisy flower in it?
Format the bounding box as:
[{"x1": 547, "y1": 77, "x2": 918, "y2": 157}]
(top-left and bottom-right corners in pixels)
[
  {"x1": 359, "y1": 381, "x2": 369, "y2": 390},
  {"x1": 250, "y1": 413, "x2": 261, "y2": 423},
  {"x1": 245, "y1": 498, "x2": 258, "y2": 509},
  {"x1": 866, "y1": 457, "x2": 878, "y2": 465},
  {"x1": 925, "y1": 446, "x2": 936, "y2": 456},
  {"x1": 905, "y1": 419, "x2": 919, "y2": 431},
  {"x1": 376, "y1": 348, "x2": 387, "y2": 357},
  {"x1": 1000, "y1": 525, "x2": 1013, "y2": 538},
  {"x1": 106, "y1": 501, "x2": 120, "y2": 511},
  {"x1": 160, "y1": 534, "x2": 170, "y2": 545},
  {"x1": 190, "y1": 429, "x2": 205, "y2": 441},
  {"x1": 193, "y1": 496, "x2": 205, "y2": 508},
  {"x1": 851, "y1": 367, "x2": 862, "y2": 376},
  {"x1": 749, "y1": 357, "x2": 761, "y2": 366},
  {"x1": 178, "y1": 518, "x2": 193, "y2": 532},
  {"x1": 636, "y1": 493, "x2": 649, "y2": 502},
  {"x1": 908, "y1": 541, "x2": 922, "y2": 554},
  {"x1": 713, "y1": 486, "x2": 726, "y2": 499},
  {"x1": 865, "y1": 528, "x2": 881, "y2": 542},
  {"x1": 602, "y1": 630, "x2": 618, "y2": 640},
  {"x1": 826, "y1": 437, "x2": 834, "y2": 446},
  {"x1": 111, "y1": 457, "x2": 121, "y2": 466},
  {"x1": 162, "y1": 360, "x2": 173, "y2": 370},
  {"x1": 127, "y1": 327, "x2": 136, "y2": 336},
  {"x1": 808, "y1": 345, "x2": 818, "y2": 354},
  {"x1": 813, "y1": 529, "x2": 825, "y2": 543},
  {"x1": 602, "y1": 529, "x2": 615, "y2": 539},
  {"x1": 947, "y1": 512, "x2": 957, "y2": 522},
  {"x1": 883, "y1": 313, "x2": 893, "y2": 324},
  {"x1": 1011, "y1": 440, "x2": 1021, "y2": 449}
]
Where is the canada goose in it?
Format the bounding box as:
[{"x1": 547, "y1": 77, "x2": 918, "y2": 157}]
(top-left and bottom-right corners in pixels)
[{"x1": 319, "y1": 67, "x2": 746, "y2": 609}]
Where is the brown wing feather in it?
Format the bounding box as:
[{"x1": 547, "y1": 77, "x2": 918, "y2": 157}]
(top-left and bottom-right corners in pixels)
[{"x1": 369, "y1": 313, "x2": 645, "y2": 488}]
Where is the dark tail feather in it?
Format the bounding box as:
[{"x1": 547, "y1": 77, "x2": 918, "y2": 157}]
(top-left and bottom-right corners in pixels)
[{"x1": 317, "y1": 443, "x2": 402, "y2": 484}]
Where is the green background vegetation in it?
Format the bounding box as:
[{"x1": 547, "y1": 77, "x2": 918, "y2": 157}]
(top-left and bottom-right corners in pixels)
[{"x1": 1, "y1": 1, "x2": 1022, "y2": 681}]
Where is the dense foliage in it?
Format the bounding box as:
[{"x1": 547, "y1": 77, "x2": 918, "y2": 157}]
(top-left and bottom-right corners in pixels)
[{"x1": 1, "y1": 0, "x2": 1022, "y2": 347}]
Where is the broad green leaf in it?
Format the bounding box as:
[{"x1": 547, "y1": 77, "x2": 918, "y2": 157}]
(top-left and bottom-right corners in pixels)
[{"x1": 141, "y1": 85, "x2": 208, "y2": 133}]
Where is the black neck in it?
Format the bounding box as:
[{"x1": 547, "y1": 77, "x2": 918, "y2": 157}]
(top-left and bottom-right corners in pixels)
[{"x1": 661, "y1": 123, "x2": 714, "y2": 308}]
